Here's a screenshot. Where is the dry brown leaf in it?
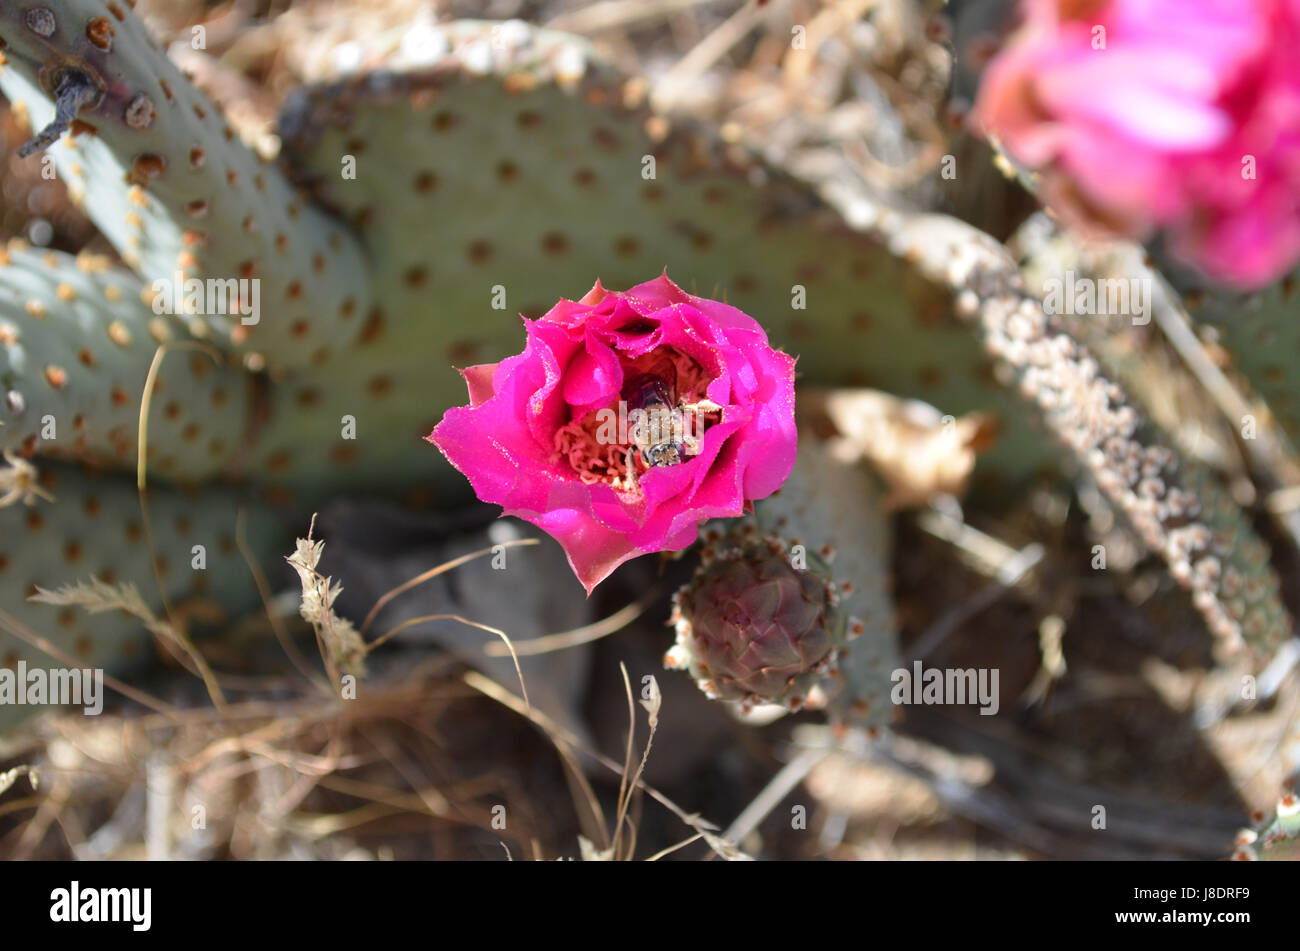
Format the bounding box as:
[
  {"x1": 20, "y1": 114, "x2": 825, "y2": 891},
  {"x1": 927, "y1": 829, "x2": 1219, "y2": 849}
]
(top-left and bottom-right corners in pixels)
[{"x1": 803, "y1": 388, "x2": 998, "y2": 509}]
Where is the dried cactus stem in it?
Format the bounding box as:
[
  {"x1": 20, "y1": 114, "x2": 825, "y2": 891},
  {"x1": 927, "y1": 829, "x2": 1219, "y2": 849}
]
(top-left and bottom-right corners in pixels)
[
  {"x1": 887, "y1": 214, "x2": 1294, "y2": 667},
  {"x1": 16, "y1": 65, "x2": 101, "y2": 158}
]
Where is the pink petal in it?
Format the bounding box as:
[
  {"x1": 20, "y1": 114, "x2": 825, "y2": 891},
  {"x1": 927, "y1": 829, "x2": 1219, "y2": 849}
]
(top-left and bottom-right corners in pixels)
[
  {"x1": 458, "y1": 363, "x2": 500, "y2": 407},
  {"x1": 427, "y1": 272, "x2": 800, "y2": 592}
]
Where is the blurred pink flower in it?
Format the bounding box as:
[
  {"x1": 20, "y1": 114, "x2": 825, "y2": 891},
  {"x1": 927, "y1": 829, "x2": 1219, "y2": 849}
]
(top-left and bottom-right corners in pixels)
[
  {"x1": 428, "y1": 274, "x2": 797, "y2": 593},
  {"x1": 975, "y1": 0, "x2": 1300, "y2": 288}
]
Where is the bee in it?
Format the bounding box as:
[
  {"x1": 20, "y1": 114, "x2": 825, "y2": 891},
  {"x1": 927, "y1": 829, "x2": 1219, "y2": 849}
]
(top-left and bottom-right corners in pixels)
[
  {"x1": 626, "y1": 374, "x2": 674, "y2": 413},
  {"x1": 625, "y1": 374, "x2": 687, "y2": 468},
  {"x1": 641, "y1": 441, "x2": 687, "y2": 467}
]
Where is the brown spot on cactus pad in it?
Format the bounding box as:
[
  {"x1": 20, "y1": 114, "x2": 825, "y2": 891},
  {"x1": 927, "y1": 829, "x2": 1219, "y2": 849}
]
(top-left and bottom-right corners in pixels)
[
  {"x1": 86, "y1": 16, "x2": 114, "y2": 50},
  {"x1": 126, "y1": 152, "x2": 166, "y2": 186}
]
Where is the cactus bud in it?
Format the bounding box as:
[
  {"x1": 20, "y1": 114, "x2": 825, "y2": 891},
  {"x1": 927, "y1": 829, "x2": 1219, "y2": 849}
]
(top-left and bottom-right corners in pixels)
[{"x1": 667, "y1": 523, "x2": 846, "y2": 713}]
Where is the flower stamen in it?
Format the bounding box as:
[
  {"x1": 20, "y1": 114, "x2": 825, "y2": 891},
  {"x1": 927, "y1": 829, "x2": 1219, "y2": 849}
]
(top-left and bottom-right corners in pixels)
[{"x1": 552, "y1": 348, "x2": 720, "y2": 496}]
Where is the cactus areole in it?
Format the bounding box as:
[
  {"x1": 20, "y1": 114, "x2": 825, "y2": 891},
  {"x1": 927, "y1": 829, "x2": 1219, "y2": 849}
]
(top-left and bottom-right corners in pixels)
[{"x1": 427, "y1": 274, "x2": 798, "y2": 593}]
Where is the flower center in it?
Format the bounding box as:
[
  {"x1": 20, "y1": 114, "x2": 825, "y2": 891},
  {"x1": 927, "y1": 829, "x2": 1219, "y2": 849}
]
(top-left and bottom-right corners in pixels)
[{"x1": 553, "y1": 348, "x2": 720, "y2": 496}]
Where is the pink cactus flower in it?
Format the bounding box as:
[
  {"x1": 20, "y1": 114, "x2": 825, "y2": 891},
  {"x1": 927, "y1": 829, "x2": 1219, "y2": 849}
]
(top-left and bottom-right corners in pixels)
[
  {"x1": 974, "y1": 0, "x2": 1300, "y2": 289},
  {"x1": 428, "y1": 274, "x2": 798, "y2": 593}
]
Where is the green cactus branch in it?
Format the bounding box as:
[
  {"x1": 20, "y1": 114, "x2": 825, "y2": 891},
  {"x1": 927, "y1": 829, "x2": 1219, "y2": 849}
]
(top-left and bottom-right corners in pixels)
[
  {"x1": 0, "y1": 457, "x2": 280, "y2": 732},
  {"x1": 0, "y1": 0, "x2": 372, "y2": 373},
  {"x1": 0, "y1": 241, "x2": 250, "y2": 481}
]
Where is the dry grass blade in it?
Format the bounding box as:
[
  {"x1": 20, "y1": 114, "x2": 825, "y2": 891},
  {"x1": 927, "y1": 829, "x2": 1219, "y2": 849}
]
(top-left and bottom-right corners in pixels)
[
  {"x1": 236, "y1": 508, "x2": 329, "y2": 694},
  {"x1": 31, "y1": 576, "x2": 178, "y2": 645},
  {"x1": 544, "y1": 0, "x2": 722, "y2": 33},
  {"x1": 652, "y1": 0, "x2": 775, "y2": 111},
  {"x1": 483, "y1": 590, "x2": 659, "y2": 657},
  {"x1": 286, "y1": 515, "x2": 367, "y2": 682},
  {"x1": 0, "y1": 764, "x2": 37, "y2": 797},
  {"x1": 645, "y1": 832, "x2": 703, "y2": 861},
  {"x1": 0, "y1": 794, "x2": 41, "y2": 820},
  {"x1": 287, "y1": 802, "x2": 406, "y2": 839},
  {"x1": 463, "y1": 670, "x2": 742, "y2": 860},
  {"x1": 358, "y1": 538, "x2": 539, "y2": 636},
  {"x1": 722, "y1": 746, "x2": 829, "y2": 846},
  {"x1": 136, "y1": 340, "x2": 230, "y2": 711},
  {"x1": 135, "y1": 341, "x2": 221, "y2": 492},
  {"x1": 4, "y1": 593, "x2": 178, "y2": 716},
  {"x1": 613, "y1": 663, "x2": 639, "y2": 858},
  {"x1": 463, "y1": 670, "x2": 610, "y2": 851},
  {"x1": 368, "y1": 612, "x2": 530, "y2": 716},
  {"x1": 612, "y1": 664, "x2": 661, "y2": 859}
]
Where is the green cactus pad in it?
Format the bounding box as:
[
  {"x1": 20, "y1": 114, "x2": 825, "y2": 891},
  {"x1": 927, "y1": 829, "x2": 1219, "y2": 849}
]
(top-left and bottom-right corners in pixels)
[
  {"x1": 0, "y1": 241, "x2": 251, "y2": 481},
  {"x1": 753, "y1": 436, "x2": 901, "y2": 731},
  {"x1": 0, "y1": 0, "x2": 372, "y2": 373},
  {"x1": 266, "y1": 18, "x2": 1056, "y2": 493},
  {"x1": 0, "y1": 460, "x2": 281, "y2": 733}
]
